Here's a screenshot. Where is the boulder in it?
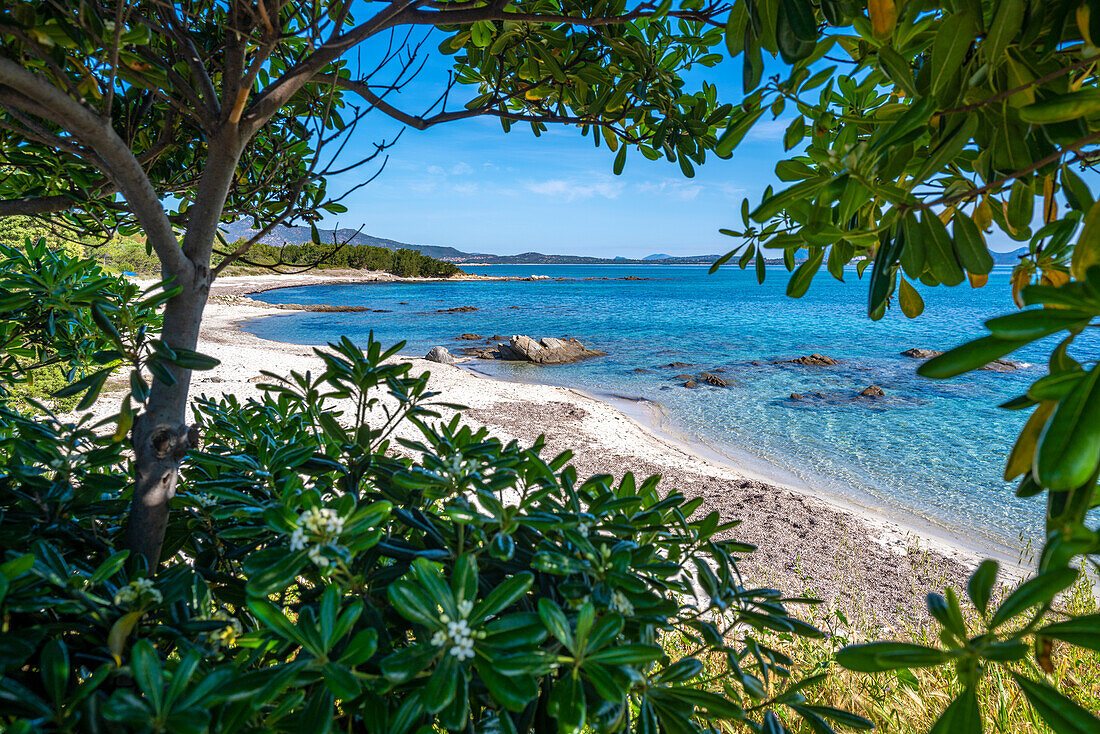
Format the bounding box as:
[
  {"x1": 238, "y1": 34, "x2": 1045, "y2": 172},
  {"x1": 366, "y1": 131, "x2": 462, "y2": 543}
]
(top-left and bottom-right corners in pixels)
[
  {"x1": 497, "y1": 335, "x2": 605, "y2": 365},
  {"x1": 425, "y1": 346, "x2": 456, "y2": 365},
  {"x1": 456, "y1": 333, "x2": 482, "y2": 340},
  {"x1": 684, "y1": 380, "x2": 699, "y2": 388},
  {"x1": 699, "y1": 372, "x2": 730, "y2": 387},
  {"x1": 664, "y1": 362, "x2": 694, "y2": 369},
  {"x1": 789, "y1": 393, "x2": 804, "y2": 400},
  {"x1": 460, "y1": 346, "x2": 498, "y2": 359},
  {"x1": 901, "y1": 348, "x2": 943, "y2": 359},
  {"x1": 674, "y1": 374, "x2": 693, "y2": 380},
  {"x1": 860, "y1": 385, "x2": 885, "y2": 397},
  {"x1": 780, "y1": 353, "x2": 839, "y2": 366}
]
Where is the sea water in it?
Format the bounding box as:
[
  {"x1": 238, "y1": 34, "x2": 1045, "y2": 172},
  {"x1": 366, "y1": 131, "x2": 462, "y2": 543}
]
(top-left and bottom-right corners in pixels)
[{"x1": 245, "y1": 263, "x2": 1093, "y2": 552}]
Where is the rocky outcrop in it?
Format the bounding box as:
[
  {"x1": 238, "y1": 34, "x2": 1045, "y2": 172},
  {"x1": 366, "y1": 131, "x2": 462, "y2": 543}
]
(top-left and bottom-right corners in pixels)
[
  {"x1": 860, "y1": 385, "x2": 885, "y2": 397},
  {"x1": 425, "y1": 346, "x2": 456, "y2": 365},
  {"x1": 437, "y1": 306, "x2": 478, "y2": 313},
  {"x1": 497, "y1": 335, "x2": 605, "y2": 364},
  {"x1": 779, "y1": 353, "x2": 839, "y2": 366},
  {"x1": 684, "y1": 380, "x2": 699, "y2": 388},
  {"x1": 901, "y1": 348, "x2": 942, "y2": 359},
  {"x1": 902, "y1": 348, "x2": 1023, "y2": 372},
  {"x1": 456, "y1": 333, "x2": 482, "y2": 340},
  {"x1": 664, "y1": 362, "x2": 694, "y2": 369},
  {"x1": 699, "y1": 372, "x2": 730, "y2": 387}
]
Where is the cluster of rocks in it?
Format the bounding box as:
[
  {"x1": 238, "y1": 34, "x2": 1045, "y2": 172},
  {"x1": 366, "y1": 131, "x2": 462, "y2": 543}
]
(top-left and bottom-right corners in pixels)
[
  {"x1": 431, "y1": 335, "x2": 605, "y2": 365},
  {"x1": 777, "y1": 353, "x2": 839, "y2": 366},
  {"x1": 437, "y1": 305, "x2": 478, "y2": 313}
]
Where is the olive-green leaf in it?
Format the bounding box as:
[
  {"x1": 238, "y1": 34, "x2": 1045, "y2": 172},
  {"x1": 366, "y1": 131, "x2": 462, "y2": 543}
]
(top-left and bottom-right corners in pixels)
[
  {"x1": 1012, "y1": 672, "x2": 1100, "y2": 734},
  {"x1": 918, "y1": 335, "x2": 1031, "y2": 379},
  {"x1": 787, "y1": 248, "x2": 825, "y2": 299},
  {"x1": 921, "y1": 212, "x2": 965, "y2": 286},
  {"x1": 952, "y1": 214, "x2": 994, "y2": 275},
  {"x1": 898, "y1": 276, "x2": 925, "y2": 318},
  {"x1": 989, "y1": 567, "x2": 1078, "y2": 629},
  {"x1": 1035, "y1": 365, "x2": 1100, "y2": 491}
]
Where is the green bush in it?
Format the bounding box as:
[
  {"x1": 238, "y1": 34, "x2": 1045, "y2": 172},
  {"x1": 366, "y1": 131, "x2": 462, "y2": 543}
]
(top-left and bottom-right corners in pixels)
[
  {"x1": 0, "y1": 331, "x2": 865, "y2": 733},
  {"x1": 234, "y1": 240, "x2": 461, "y2": 278}
]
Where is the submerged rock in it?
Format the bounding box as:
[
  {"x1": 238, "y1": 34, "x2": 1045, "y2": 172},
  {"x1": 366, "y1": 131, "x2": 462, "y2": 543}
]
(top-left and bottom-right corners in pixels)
[
  {"x1": 860, "y1": 385, "x2": 885, "y2": 397},
  {"x1": 456, "y1": 333, "x2": 482, "y2": 340},
  {"x1": 779, "y1": 353, "x2": 839, "y2": 366},
  {"x1": 437, "y1": 305, "x2": 478, "y2": 313},
  {"x1": 664, "y1": 361, "x2": 694, "y2": 369},
  {"x1": 425, "y1": 346, "x2": 456, "y2": 365},
  {"x1": 699, "y1": 372, "x2": 730, "y2": 387},
  {"x1": 684, "y1": 380, "x2": 699, "y2": 388}
]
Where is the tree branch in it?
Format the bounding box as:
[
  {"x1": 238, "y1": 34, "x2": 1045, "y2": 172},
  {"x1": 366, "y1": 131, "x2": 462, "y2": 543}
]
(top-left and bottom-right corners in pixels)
[{"x1": 0, "y1": 58, "x2": 191, "y2": 281}]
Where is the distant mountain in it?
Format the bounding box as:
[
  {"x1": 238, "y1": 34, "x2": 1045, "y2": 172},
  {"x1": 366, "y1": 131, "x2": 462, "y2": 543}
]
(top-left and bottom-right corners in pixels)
[
  {"x1": 991, "y1": 247, "x2": 1027, "y2": 265},
  {"x1": 220, "y1": 220, "x2": 722, "y2": 265},
  {"x1": 219, "y1": 220, "x2": 478, "y2": 261},
  {"x1": 643, "y1": 253, "x2": 673, "y2": 260}
]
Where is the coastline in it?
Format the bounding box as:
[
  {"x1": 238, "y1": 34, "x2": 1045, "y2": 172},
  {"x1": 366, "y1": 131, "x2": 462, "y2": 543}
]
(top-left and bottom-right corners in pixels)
[{"x1": 184, "y1": 273, "x2": 1033, "y2": 629}]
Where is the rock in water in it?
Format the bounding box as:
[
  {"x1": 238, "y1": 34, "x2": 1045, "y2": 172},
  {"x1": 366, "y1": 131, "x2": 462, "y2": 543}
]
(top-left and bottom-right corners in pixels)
[
  {"x1": 497, "y1": 335, "x2": 605, "y2": 364},
  {"x1": 780, "y1": 353, "x2": 839, "y2": 366},
  {"x1": 900, "y1": 348, "x2": 943, "y2": 359},
  {"x1": 425, "y1": 346, "x2": 455, "y2": 365},
  {"x1": 684, "y1": 380, "x2": 699, "y2": 388},
  {"x1": 699, "y1": 372, "x2": 729, "y2": 387},
  {"x1": 456, "y1": 333, "x2": 482, "y2": 341},
  {"x1": 860, "y1": 385, "x2": 885, "y2": 397}
]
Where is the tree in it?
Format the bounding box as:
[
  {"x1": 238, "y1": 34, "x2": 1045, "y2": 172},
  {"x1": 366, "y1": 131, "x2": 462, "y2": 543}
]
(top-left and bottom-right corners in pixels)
[
  {"x1": 713, "y1": 1, "x2": 1100, "y2": 730},
  {"x1": 0, "y1": 0, "x2": 734, "y2": 566}
]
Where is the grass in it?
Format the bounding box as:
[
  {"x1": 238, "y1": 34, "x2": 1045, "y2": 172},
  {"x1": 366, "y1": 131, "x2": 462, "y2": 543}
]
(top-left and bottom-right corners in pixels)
[{"x1": 664, "y1": 564, "x2": 1100, "y2": 733}]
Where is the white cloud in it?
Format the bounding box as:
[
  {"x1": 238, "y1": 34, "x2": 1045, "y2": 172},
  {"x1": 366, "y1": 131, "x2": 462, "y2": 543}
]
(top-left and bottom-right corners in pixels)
[
  {"x1": 451, "y1": 182, "x2": 478, "y2": 195},
  {"x1": 745, "y1": 117, "x2": 790, "y2": 142},
  {"x1": 635, "y1": 180, "x2": 702, "y2": 201},
  {"x1": 525, "y1": 177, "x2": 624, "y2": 201},
  {"x1": 451, "y1": 162, "x2": 473, "y2": 175}
]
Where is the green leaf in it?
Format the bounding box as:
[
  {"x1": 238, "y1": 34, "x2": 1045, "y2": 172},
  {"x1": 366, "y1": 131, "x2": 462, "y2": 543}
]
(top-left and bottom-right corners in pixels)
[
  {"x1": 537, "y1": 598, "x2": 574, "y2": 652},
  {"x1": 1071, "y1": 200, "x2": 1100, "y2": 280},
  {"x1": 952, "y1": 215, "x2": 993, "y2": 275},
  {"x1": 1039, "y1": 613, "x2": 1100, "y2": 651},
  {"x1": 471, "y1": 573, "x2": 533, "y2": 624},
  {"x1": 931, "y1": 11, "x2": 977, "y2": 98},
  {"x1": 869, "y1": 229, "x2": 903, "y2": 317},
  {"x1": 1012, "y1": 672, "x2": 1100, "y2": 734},
  {"x1": 548, "y1": 673, "x2": 585, "y2": 733},
  {"x1": 989, "y1": 567, "x2": 1079, "y2": 629},
  {"x1": 984, "y1": 309, "x2": 1093, "y2": 340},
  {"x1": 930, "y1": 687, "x2": 981, "y2": 734},
  {"x1": 918, "y1": 335, "x2": 1031, "y2": 379},
  {"x1": 587, "y1": 643, "x2": 662, "y2": 665},
  {"x1": 787, "y1": 248, "x2": 825, "y2": 299},
  {"x1": 1035, "y1": 365, "x2": 1100, "y2": 491},
  {"x1": 835, "y1": 642, "x2": 950, "y2": 672},
  {"x1": 1061, "y1": 165, "x2": 1095, "y2": 212},
  {"x1": 922, "y1": 212, "x2": 965, "y2": 286},
  {"x1": 985, "y1": 0, "x2": 1025, "y2": 62}
]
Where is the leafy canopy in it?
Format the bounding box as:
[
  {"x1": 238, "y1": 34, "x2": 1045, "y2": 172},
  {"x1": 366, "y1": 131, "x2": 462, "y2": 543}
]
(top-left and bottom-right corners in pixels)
[{"x1": 712, "y1": 2, "x2": 1100, "y2": 733}]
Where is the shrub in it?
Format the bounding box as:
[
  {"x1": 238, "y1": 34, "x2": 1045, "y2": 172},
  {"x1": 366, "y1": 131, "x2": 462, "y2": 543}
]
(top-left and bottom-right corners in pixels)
[{"x1": 0, "y1": 331, "x2": 865, "y2": 733}]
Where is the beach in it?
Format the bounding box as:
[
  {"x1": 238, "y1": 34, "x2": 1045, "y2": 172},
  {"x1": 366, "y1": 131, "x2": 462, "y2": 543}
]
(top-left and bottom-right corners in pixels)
[{"x1": 165, "y1": 272, "x2": 1033, "y2": 630}]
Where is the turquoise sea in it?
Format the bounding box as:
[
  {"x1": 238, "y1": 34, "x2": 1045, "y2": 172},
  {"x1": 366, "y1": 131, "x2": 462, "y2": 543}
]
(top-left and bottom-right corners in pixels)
[{"x1": 245, "y1": 264, "x2": 1089, "y2": 553}]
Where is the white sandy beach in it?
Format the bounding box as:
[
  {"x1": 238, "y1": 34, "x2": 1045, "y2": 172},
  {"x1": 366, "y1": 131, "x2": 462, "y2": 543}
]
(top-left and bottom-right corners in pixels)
[{"x1": 139, "y1": 272, "x2": 1034, "y2": 631}]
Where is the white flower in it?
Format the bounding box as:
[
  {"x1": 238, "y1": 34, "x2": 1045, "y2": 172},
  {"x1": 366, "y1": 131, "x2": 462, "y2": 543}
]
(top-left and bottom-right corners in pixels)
[
  {"x1": 289, "y1": 528, "x2": 307, "y2": 551},
  {"x1": 611, "y1": 590, "x2": 634, "y2": 616},
  {"x1": 432, "y1": 605, "x2": 478, "y2": 660},
  {"x1": 308, "y1": 545, "x2": 330, "y2": 568},
  {"x1": 114, "y1": 578, "x2": 162, "y2": 607},
  {"x1": 194, "y1": 493, "x2": 216, "y2": 508},
  {"x1": 576, "y1": 521, "x2": 590, "y2": 537}
]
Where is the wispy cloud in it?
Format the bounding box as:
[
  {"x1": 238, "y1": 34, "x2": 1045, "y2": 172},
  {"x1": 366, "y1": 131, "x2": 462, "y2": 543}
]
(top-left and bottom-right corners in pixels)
[
  {"x1": 525, "y1": 177, "x2": 624, "y2": 200},
  {"x1": 635, "y1": 180, "x2": 702, "y2": 201}
]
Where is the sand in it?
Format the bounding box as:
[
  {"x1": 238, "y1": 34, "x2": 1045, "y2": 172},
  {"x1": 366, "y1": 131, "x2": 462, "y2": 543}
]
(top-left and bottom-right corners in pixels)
[{"x1": 127, "y1": 273, "x2": 1031, "y2": 630}]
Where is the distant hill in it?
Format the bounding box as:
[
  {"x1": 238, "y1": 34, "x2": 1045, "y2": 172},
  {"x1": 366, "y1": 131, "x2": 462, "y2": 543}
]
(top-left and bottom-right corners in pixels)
[
  {"x1": 644, "y1": 253, "x2": 673, "y2": 260},
  {"x1": 219, "y1": 220, "x2": 477, "y2": 261},
  {"x1": 219, "y1": 220, "x2": 720, "y2": 265},
  {"x1": 991, "y1": 247, "x2": 1027, "y2": 265}
]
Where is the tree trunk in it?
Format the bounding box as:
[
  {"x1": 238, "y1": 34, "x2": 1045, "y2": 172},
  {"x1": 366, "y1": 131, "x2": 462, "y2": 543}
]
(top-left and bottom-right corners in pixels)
[
  {"x1": 127, "y1": 270, "x2": 208, "y2": 568},
  {"x1": 125, "y1": 127, "x2": 242, "y2": 568}
]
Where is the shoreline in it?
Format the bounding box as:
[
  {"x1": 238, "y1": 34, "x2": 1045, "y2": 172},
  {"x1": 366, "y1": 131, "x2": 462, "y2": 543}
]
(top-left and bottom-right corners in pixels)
[{"x1": 186, "y1": 274, "x2": 1034, "y2": 627}]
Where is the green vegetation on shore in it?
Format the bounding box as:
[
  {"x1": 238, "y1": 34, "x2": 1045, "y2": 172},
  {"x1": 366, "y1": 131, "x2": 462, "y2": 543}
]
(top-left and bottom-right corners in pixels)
[{"x1": 0, "y1": 216, "x2": 460, "y2": 278}]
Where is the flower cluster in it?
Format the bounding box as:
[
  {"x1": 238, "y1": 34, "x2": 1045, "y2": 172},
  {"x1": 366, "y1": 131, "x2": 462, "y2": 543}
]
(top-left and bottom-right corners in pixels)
[
  {"x1": 610, "y1": 589, "x2": 634, "y2": 616},
  {"x1": 113, "y1": 578, "x2": 162, "y2": 607},
  {"x1": 207, "y1": 612, "x2": 243, "y2": 649},
  {"x1": 430, "y1": 600, "x2": 483, "y2": 661},
  {"x1": 287, "y1": 506, "x2": 345, "y2": 568}
]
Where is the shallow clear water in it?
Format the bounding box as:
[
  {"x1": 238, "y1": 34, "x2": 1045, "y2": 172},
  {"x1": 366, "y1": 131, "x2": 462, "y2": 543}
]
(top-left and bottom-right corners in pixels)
[{"x1": 245, "y1": 264, "x2": 1090, "y2": 551}]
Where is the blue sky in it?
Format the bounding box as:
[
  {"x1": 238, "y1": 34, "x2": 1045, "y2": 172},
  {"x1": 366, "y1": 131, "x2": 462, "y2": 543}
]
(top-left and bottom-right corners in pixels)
[{"x1": 317, "y1": 27, "x2": 1023, "y2": 259}]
